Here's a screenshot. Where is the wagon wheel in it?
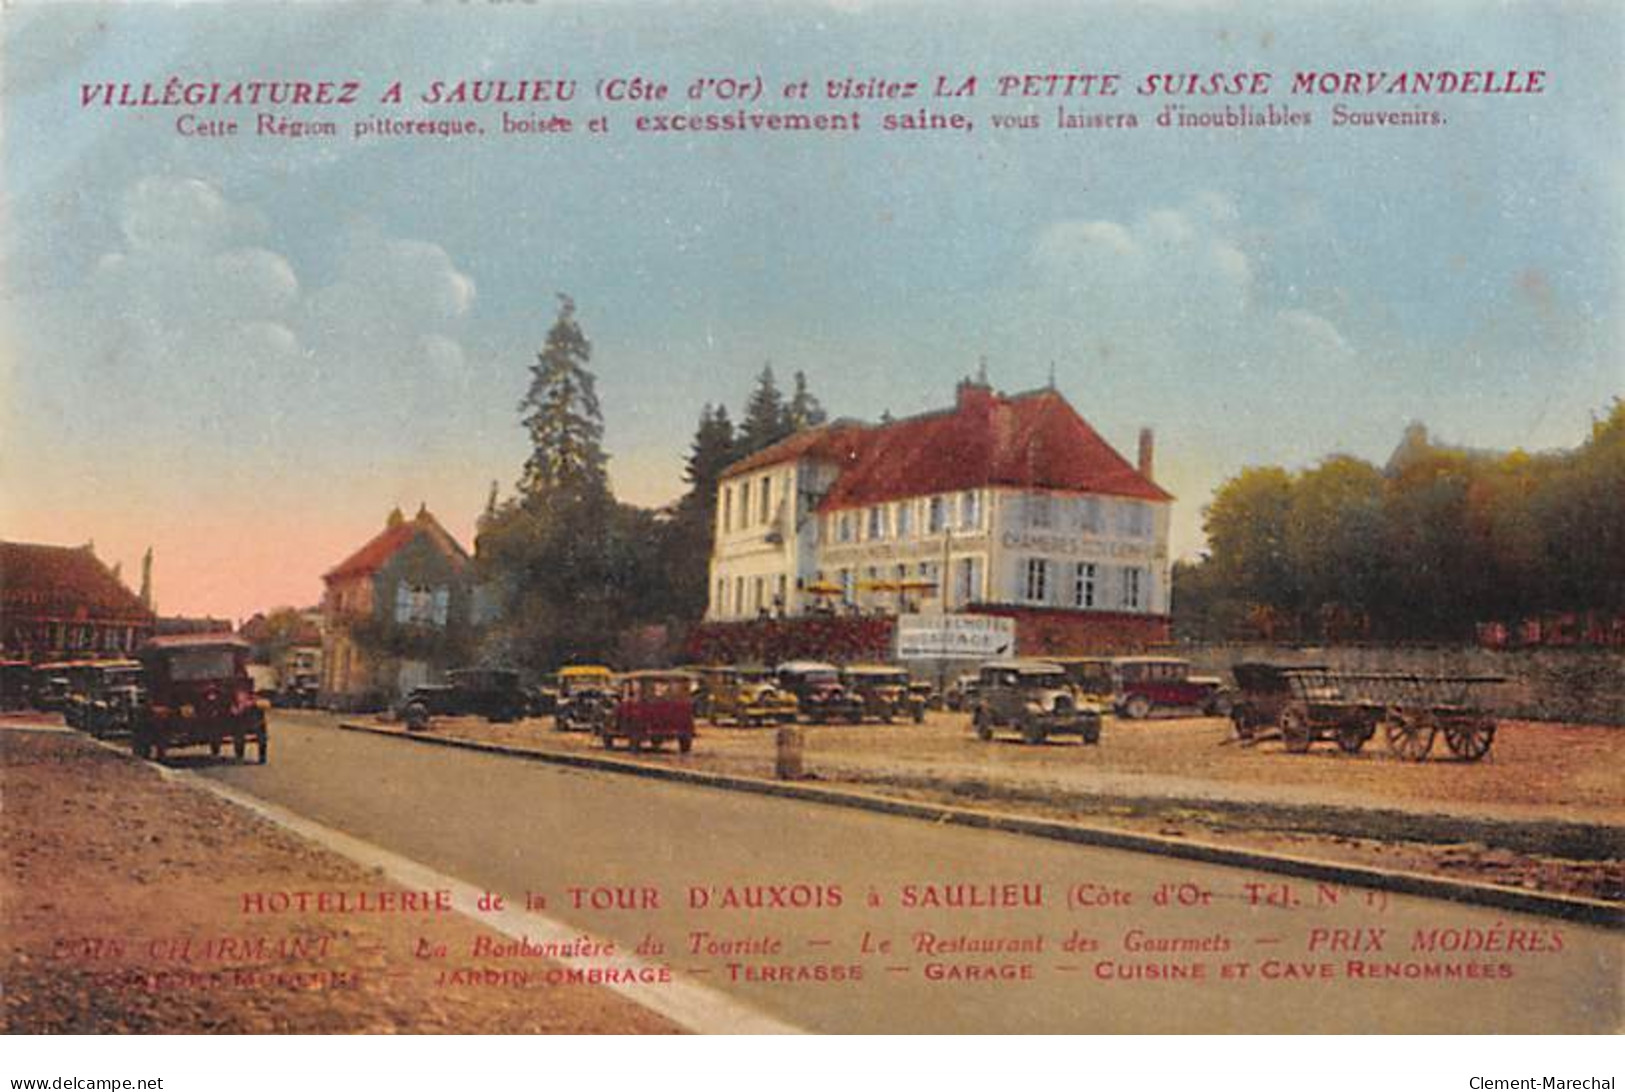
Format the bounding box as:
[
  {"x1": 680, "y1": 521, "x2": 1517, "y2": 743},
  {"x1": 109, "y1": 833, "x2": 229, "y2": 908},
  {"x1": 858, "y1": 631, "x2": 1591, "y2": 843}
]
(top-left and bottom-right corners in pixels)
[
  {"x1": 1279, "y1": 708, "x2": 1312, "y2": 753},
  {"x1": 1384, "y1": 712, "x2": 1436, "y2": 762},
  {"x1": 1335, "y1": 724, "x2": 1368, "y2": 755},
  {"x1": 1442, "y1": 716, "x2": 1495, "y2": 762}
]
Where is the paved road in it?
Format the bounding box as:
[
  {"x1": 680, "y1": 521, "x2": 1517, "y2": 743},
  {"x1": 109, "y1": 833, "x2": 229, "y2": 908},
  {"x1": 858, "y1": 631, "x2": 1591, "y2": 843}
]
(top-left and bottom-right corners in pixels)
[{"x1": 197, "y1": 715, "x2": 1621, "y2": 1033}]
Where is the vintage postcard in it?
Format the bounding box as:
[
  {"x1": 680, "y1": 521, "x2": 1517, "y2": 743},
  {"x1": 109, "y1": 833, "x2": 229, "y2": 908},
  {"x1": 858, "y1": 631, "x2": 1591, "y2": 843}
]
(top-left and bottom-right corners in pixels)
[{"x1": 1, "y1": 0, "x2": 1620, "y2": 1043}]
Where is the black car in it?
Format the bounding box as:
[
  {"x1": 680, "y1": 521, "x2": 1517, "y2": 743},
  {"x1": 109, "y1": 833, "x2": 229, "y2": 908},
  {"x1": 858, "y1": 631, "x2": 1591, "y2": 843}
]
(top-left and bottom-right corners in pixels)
[
  {"x1": 65, "y1": 660, "x2": 145, "y2": 737},
  {"x1": 971, "y1": 660, "x2": 1103, "y2": 745},
  {"x1": 774, "y1": 661, "x2": 863, "y2": 725},
  {"x1": 400, "y1": 668, "x2": 528, "y2": 731}
]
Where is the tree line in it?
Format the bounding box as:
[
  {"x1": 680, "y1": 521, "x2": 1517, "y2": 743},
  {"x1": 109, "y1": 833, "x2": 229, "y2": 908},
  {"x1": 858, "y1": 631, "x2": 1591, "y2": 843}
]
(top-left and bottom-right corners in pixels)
[
  {"x1": 1173, "y1": 404, "x2": 1625, "y2": 642},
  {"x1": 475, "y1": 295, "x2": 827, "y2": 669}
]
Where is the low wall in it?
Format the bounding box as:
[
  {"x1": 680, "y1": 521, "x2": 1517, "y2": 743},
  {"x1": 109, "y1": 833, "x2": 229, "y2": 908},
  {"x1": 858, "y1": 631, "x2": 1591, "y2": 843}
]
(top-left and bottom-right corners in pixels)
[{"x1": 1181, "y1": 642, "x2": 1625, "y2": 726}]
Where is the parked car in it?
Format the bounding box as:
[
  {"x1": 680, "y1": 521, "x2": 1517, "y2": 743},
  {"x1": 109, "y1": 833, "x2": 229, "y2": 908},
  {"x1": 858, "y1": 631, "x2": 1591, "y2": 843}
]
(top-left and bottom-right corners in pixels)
[
  {"x1": 131, "y1": 635, "x2": 267, "y2": 763},
  {"x1": 971, "y1": 660, "x2": 1102, "y2": 745},
  {"x1": 554, "y1": 665, "x2": 617, "y2": 732},
  {"x1": 64, "y1": 659, "x2": 144, "y2": 737},
  {"x1": 400, "y1": 667, "x2": 528, "y2": 731},
  {"x1": 943, "y1": 672, "x2": 981, "y2": 712},
  {"x1": 774, "y1": 661, "x2": 863, "y2": 724},
  {"x1": 0, "y1": 660, "x2": 33, "y2": 711},
  {"x1": 599, "y1": 671, "x2": 696, "y2": 752},
  {"x1": 700, "y1": 665, "x2": 797, "y2": 727},
  {"x1": 32, "y1": 662, "x2": 81, "y2": 712},
  {"x1": 273, "y1": 673, "x2": 320, "y2": 709},
  {"x1": 910, "y1": 679, "x2": 941, "y2": 712},
  {"x1": 1110, "y1": 656, "x2": 1229, "y2": 719},
  {"x1": 1047, "y1": 657, "x2": 1116, "y2": 705},
  {"x1": 528, "y1": 673, "x2": 561, "y2": 718},
  {"x1": 841, "y1": 665, "x2": 926, "y2": 723}
]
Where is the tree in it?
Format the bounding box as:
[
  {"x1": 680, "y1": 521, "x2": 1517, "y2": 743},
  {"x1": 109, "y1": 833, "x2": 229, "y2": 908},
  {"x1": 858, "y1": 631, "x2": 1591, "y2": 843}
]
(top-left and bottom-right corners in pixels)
[
  {"x1": 517, "y1": 294, "x2": 610, "y2": 511},
  {"x1": 738, "y1": 364, "x2": 791, "y2": 455},
  {"x1": 1202, "y1": 465, "x2": 1297, "y2": 624},
  {"x1": 1288, "y1": 456, "x2": 1387, "y2": 636},
  {"x1": 785, "y1": 371, "x2": 827, "y2": 431},
  {"x1": 655, "y1": 405, "x2": 738, "y2": 620}
]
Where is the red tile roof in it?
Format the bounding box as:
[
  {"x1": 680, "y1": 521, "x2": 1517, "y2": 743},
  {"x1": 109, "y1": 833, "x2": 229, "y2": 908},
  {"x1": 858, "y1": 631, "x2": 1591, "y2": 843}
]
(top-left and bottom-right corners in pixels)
[
  {"x1": 323, "y1": 509, "x2": 470, "y2": 583},
  {"x1": 0, "y1": 542, "x2": 154, "y2": 621},
  {"x1": 723, "y1": 386, "x2": 1171, "y2": 507}
]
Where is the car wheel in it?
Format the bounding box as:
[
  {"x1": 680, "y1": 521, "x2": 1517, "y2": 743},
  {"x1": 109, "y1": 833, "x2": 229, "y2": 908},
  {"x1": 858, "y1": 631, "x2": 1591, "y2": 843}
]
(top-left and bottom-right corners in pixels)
[
  {"x1": 679, "y1": 735, "x2": 693, "y2": 754},
  {"x1": 404, "y1": 701, "x2": 430, "y2": 732},
  {"x1": 1021, "y1": 721, "x2": 1047, "y2": 746},
  {"x1": 233, "y1": 735, "x2": 247, "y2": 761},
  {"x1": 973, "y1": 708, "x2": 993, "y2": 741},
  {"x1": 1124, "y1": 695, "x2": 1152, "y2": 720}
]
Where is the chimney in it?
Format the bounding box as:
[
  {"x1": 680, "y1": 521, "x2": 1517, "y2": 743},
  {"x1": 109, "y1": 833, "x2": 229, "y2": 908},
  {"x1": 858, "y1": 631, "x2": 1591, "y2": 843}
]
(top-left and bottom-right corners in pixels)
[{"x1": 1137, "y1": 428, "x2": 1155, "y2": 481}]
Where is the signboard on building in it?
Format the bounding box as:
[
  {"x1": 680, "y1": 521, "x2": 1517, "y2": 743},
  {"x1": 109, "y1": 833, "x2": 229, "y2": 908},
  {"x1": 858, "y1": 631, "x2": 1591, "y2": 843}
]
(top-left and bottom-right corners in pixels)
[{"x1": 896, "y1": 614, "x2": 1015, "y2": 660}]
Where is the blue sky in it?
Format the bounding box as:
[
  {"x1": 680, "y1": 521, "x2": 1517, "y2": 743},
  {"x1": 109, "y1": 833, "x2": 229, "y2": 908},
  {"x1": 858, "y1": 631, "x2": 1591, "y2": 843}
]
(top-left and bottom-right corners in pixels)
[{"x1": 2, "y1": 0, "x2": 1620, "y2": 618}]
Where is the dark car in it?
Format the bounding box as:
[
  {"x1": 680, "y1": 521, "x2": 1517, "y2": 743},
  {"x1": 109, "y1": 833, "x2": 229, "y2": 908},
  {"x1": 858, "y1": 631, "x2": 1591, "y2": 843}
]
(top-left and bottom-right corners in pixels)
[
  {"x1": 400, "y1": 667, "x2": 528, "y2": 731},
  {"x1": 32, "y1": 662, "x2": 82, "y2": 712},
  {"x1": 65, "y1": 659, "x2": 145, "y2": 737},
  {"x1": 841, "y1": 665, "x2": 926, "y2": 723},
  {"x1": 553, "y1": 666, "x2": 617, "y2": 733},
  {"x1": 971, "y1": 660, "x2": 1102, "y2": 745},
  {"x1": 131, "y1": 635, "x2": 267, "y2": 763},
  {"x1": 0, "y1": 660, "x2": 35, "y2": 711},
  {"x1": 273, "y1": 673, "x2": 321, "y2": 709},
  {"x1": 774, "y1": 661, "x2": 863, "y2": 725}
]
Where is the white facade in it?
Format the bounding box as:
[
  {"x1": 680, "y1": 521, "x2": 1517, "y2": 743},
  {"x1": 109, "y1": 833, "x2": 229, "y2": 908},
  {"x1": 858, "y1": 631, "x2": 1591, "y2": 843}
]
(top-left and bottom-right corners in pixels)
[{"x1": 707, "y1": 470, "x2": 1170, "y2": 620}]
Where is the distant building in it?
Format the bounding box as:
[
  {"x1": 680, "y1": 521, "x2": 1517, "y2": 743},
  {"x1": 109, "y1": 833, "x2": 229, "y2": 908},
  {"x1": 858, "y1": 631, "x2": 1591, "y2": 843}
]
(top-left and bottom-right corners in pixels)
[
  {"x1": 706, "y1": 380, "x2": 1173, "y2": 654},
  {"x1": 240, "y1": 608, "x2": 324, "y2": 689},
  {"x1": 320, "y1": 505, "x2": 476, "y2": 709},
  {"x1": 0, "y1": 541, "x2": 156, "y2": 661}
]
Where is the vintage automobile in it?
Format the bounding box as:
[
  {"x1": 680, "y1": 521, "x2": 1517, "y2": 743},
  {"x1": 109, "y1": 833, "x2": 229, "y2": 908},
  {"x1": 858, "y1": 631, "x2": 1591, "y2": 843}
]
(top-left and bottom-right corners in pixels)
[
  {"x1": 528, "y1": 673, "x2": 561, "y2": 718},
  {"x1": 701, "y1": 665, "x2": 798, "y2": 727},
  {"x1": 131, "y1": 635, "x2": 268, "y2": 763},
  {"x1": 774, "y1": 661, "x2": 863, "y2": 724},
  {"x1": 1047, "y1": 657, "x2": 1116, "y2": 705},
  {"x1": 1, "y1": 660, "x2": 35, "y2": 711},
  {"x1": 971, "y1": 660, "x2": 1103, "y2": 745},
  {"x1": 943, "y1": 671, "x2": 981, "y2": 712},
  {"x1": 910, "y1": 678, "x2": 941, "y2": 712},
  {"x1": 553, "y1": 665, "x2": 617, "y2": 732},
  {"x1": 64, "y1": 659, "x2": 145, "y2": 737},
  {"x1": 1107, "y1": 656, "x2": 1229, "y2": 720},
  {"x1": 598, "y1": 670, "x2": 696, "y2": 752},
  {"x1": 400, "y1": 667, "x2": 529, "y2": 731},
  {"x1": 273, "y1": 672, "x2": 321, "y2": 709},
  {"x1": 841, "y1": 664, "x2": 927, "y2": 723},
  {"x1": 31, "y1": 662, "x2": 80, "y2": 712}
]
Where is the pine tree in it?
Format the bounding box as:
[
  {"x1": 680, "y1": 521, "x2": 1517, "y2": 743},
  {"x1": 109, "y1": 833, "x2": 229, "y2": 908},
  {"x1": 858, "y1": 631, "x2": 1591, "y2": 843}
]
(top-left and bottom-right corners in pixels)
[
  {"x1": 738, "y1": 364, "x2": 790, "y2": 456},
  {"x1": 685, "y1": 405, "x2": 737, "y2": 495},
  {"x1": 518, "y1": 294, "x2": 610, "y2": 510},
  {"x1": 785, "y1": 370, "x2": 827, "y2": 431}
]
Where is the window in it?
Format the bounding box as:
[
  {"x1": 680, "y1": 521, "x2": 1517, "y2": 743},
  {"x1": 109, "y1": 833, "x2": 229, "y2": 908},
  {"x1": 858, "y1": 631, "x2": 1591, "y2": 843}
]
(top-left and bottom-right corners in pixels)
[
  {"x1": 839, "y1": 568, "x2": 854, "y2": 602},
  {"x1": 740, "y1": 481, "x2": 752, "y2": 527},
  {"x1": 1073, "y1": 562, "x2": 1097, "y2": 608},
  {"x1": 722, "y1": 486, "x2": 733, "y2": 532},
  {"x1": 759, "y1": 475, "x2": 772, "y2": 524},
  {"x1": 715, "y1": 578, "x2": 726, "y2": 614},
  {"x1": 1027, "y1": 495, "x2": 1054, "y2": 529},
  {"x1": 896, "y1": 502, "x2": 914, "y2": 538},
  {"x1": 775, "y1": 574, "x2": 787, "y2": 611},
  {"x1": 1118, "y1": 501, "x2": 1152, "y2": 539},
  {"x1": 836, "y1": 512, "x2": 855, "y2": 544},
  {"x1": 1023, "y1": 558, "x2": 1050, "y2": 603},
  {"x1": 753, "y1": 576, "x2": 766, "y2": 615},
  {"x1": 735, "y1": 577, "x2": 745, "y2": 617},
  {"x1": 867, "y1": 506, "x2": 886, "y2": 540},
  {"x1": 395, "y1": 583, "x2": 444, "y2": 627},
  {"x1": 956, "y1": 557, "x2": 981, "y2": 604},
  {"x1": 432, "y1": 587, "x2": 450, "y2": 626},
  {"x1": 960, "y1": 490, "x2": 981, "y2": 529},
  {"x1": 1121, "y1": 567, "x2": 1144, "y2": 610},
  {"x1": 1077, "y1": 497, "x2": 1104, "y2": 534},
  {"x1": 928, "y1": 496, "x2": 947, "y2": 533}
]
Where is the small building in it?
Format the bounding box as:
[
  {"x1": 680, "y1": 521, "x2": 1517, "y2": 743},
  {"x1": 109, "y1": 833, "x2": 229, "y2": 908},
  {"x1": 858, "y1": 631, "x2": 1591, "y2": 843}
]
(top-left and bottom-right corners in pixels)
[
  {"x1": 705, "y1": 380, "x2": 1173, "y2": 655},
  {"x1": 0, "y1": 541, "x2": 155, "y2": 661},
  {"x1": 320, "y1": 505, "x2": 477, "y2": 709}
]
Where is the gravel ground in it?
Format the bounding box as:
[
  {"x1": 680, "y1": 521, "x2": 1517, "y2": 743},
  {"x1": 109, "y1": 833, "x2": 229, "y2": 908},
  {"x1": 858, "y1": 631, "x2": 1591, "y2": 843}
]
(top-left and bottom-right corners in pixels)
[
  {"x1": 1, "y1": 730, "x2": 680, "y2": 1034},
  {"x1": 358, "y1": 709, "x2": 1624, "y2": 902}
]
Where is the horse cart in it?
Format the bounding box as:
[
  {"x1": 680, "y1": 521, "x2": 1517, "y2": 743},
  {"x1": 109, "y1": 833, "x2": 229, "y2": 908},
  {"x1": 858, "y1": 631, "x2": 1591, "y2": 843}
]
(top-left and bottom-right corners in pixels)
[{"x1": 1227, "y1": 663, "x2": 1504, "y2": 762}]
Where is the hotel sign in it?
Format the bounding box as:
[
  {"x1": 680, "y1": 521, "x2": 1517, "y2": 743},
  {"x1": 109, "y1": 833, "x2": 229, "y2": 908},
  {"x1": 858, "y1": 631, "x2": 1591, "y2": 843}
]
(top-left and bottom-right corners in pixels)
[
  {"x1": 896, "y1": 614, "x2": 1016, "y2": 660},
  {"x1": 999, "y1": 532, "x2": 1165, "y2": 562}
]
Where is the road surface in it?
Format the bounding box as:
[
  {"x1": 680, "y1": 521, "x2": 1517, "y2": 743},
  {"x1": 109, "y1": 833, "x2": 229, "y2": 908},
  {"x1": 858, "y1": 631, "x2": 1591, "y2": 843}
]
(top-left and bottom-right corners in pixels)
[{"x1": 195, "y1": 715, "x2": 1620, "y2": 1033}]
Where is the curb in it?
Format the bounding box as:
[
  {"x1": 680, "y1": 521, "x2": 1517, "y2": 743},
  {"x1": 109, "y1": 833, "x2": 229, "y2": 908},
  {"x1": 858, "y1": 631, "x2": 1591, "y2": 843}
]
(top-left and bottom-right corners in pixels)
[{"x1": 337, "y1": 720, "x2": 1624, "y2": 930}]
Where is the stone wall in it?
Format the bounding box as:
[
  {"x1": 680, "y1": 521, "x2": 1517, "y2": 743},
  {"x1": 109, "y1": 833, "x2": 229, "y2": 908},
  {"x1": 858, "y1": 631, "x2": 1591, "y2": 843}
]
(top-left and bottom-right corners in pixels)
[{"x1": 1180, "y1": 642, "x2": 1625, "y2": 726}]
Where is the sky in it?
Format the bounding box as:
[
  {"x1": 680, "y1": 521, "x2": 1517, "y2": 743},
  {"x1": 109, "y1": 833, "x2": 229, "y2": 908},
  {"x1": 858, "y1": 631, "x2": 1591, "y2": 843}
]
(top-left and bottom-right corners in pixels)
[{"x1": 2, "y1": 0, "x2": 1621, "y2": 620}]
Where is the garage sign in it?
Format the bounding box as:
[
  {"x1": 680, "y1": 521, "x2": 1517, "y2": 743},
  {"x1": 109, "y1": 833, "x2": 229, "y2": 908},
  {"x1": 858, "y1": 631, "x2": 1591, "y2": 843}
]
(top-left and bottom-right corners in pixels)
[{"x1": 896, "y1": 615, "x2": 1016, "y2": 660}]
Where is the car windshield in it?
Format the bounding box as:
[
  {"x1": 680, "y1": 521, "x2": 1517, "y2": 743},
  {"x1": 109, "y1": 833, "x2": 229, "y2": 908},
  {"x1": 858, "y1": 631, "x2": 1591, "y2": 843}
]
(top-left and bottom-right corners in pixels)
[
  {"x1": 857, "y1": 673, "x2": 906, "y2": 685},
  {"x1": 564, "y1": 675, "x2": 610, "y2": 693},
  {"x1": 167, "y1": 650, "x2": 237, "y2": 681},
  {"x1": 790, "y1": 671, "x2": 838, "y2": 686},
  {"x1": 1017, "y1": 671, "x2": 1066, "y2": 688}
]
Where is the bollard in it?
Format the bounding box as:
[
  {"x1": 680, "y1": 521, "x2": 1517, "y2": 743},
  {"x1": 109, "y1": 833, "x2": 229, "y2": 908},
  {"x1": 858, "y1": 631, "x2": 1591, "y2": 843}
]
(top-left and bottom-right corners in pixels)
[{"x1": 775, "y1": 725, "x2": 804, "y2": 780}]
